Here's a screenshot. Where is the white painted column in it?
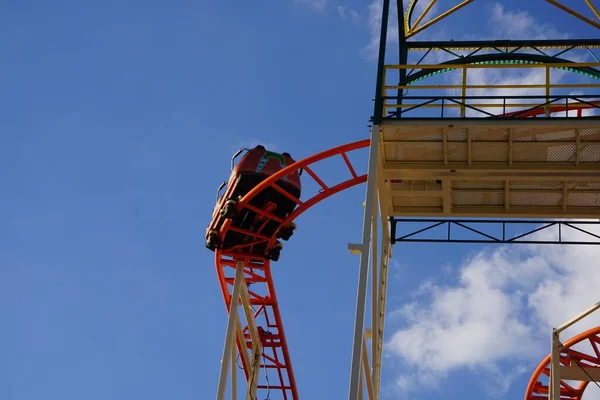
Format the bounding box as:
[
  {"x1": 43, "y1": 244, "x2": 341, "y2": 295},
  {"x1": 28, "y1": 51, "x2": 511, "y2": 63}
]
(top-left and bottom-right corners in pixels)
[
  {"x1": 348, "y1": 126, "x2": 380, "y2": 400},
  {"x1": 217, "y1": 261, "x2": 245, "y2": 400}
]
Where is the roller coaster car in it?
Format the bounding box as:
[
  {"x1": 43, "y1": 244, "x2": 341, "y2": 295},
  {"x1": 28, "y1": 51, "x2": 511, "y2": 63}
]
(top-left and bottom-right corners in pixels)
[{"x1": 205, "y1": 145, "x2": 302, "y2": 261}]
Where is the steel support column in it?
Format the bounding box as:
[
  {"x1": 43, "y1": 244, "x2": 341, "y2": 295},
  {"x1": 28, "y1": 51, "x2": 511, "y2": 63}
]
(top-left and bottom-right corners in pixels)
[
  {"x1": 372, "y1": 0, "x2": 391, "y2": 125},
  {"x1": 348, "y1": 126, "x2": 380, "y2": 400},
  {"x1": 370, "y1": 189, "x2": 378, "y2": 395},
  {"x1": 217, "y1": 261, "x2": 245, "y2": 400},
  {"x1": 549, "y1": 329, "x2": 561, "y2": 400},
  {"x1": 549, "y1": 301, "x2": 600, "y2": 400}
]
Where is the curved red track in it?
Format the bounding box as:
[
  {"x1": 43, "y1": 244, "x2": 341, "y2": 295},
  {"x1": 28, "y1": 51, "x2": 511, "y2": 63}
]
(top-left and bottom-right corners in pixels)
[
  {"x1": 525, "y1": 326, "x2": 600, "y2": 400},
  {"x1": 215, "y1": 138, "x2": 370, "y2": 399},
  {"x1": 498, "y1": 100, "x2": 600, "y2": 118}
]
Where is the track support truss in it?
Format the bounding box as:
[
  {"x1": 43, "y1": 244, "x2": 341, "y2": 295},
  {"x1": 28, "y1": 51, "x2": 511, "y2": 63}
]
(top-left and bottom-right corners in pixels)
[
  {"x1": 213, "y1": 139, "x2": 373, "y2": 400},
  {"x1": 391, "y1": 219, "x2": 600, "y2": 245}
]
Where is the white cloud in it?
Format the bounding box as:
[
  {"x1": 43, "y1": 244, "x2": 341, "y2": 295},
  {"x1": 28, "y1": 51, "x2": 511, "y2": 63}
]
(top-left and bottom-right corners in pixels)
[
  {"x1": 433, "y1": 2, "x2": 586, "y2": 118},
  {"x1": 363, "y1": 0, "x2": 399, "y2": 61},
  {"x1": 295, "y1": 0, "x2": 327, "y2": 12},
  {"x1": 385, "y1": 225, "x2": 600, "y2": 396},
  {"x1": 489, "y1": 3, "x2": 566, "y2": 40},
  {"x1": 408, "y1": 0, "x2": 439, "y2": 30},
  {"x1": 338, "y1": 5, "x2": 360, "y2": 22},
  {"x1": 455, "y1": 67, "x2": 567, "y2": 117}
]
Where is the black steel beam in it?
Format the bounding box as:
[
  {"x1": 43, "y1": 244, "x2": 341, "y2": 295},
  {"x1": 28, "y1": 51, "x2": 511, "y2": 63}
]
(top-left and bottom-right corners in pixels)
[
  {"x1": 396, "y1": 0, "x2": 407, "y2": 120},
  {"x1": 391, "y1": 219, "x2": 600, "y2": 245},
  {"x1": 372, "y1": 0, "x2": 391, "y2": 125}
]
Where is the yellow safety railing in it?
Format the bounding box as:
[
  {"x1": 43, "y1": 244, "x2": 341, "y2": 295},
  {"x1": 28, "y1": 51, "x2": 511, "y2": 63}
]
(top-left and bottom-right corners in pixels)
[{"x1": 381, "y1": 62, "x2": 600, "y2": 118}]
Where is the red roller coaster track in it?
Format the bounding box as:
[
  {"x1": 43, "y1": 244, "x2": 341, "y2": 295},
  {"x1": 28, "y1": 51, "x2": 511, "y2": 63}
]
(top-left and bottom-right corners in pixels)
[
  {"x1": 214, "y1": 138, "x2": 370, "y2": 399},
  {"x1": 525, "y1": 326, "x2": 600, "y2": 400}
]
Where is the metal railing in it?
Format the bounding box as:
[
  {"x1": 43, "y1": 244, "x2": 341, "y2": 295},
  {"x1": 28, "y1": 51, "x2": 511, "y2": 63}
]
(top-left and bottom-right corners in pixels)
[
  {"x1": 384, "y1": 94, "x2": 600, "y2": 119},
  {"x1": 379, "y1": 62, "x2": 600, "y2": 120}
]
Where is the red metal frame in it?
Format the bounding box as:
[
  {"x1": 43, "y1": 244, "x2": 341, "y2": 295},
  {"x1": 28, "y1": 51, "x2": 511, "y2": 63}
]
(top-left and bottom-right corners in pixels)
[
  {"x1": 498, "y1": 101, "x2": 600, "y2": 118},
  {"x1": 525, "y1": 326, "x2": 600, "y2": 400},
  {"x1": 214, "y1": 139, "x2": 370, "y2": 399}
]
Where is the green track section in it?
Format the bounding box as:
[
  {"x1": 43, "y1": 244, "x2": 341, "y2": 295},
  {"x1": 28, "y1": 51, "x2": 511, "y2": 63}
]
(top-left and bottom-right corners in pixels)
[{"x1": 406, "y1": 57, "x2": 600, "y2": 85}]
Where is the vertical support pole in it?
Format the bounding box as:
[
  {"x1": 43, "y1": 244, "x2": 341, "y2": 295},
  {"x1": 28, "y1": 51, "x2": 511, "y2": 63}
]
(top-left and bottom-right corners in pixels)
[
  {"x1": 217, "y1": 261, "x2": 245, "y2": 400},
  {"x1": 246, "y1": 349, "x2": 261, "y2": 400},
  {"x1": 461, "y1": 67, "x2": 467, "y2": 118},
  {"x1": 549, "y1": 302, "x2": 600, "y2": 400},
  {"x1": 550, "y1": 329, "x2": 561, "y2": 400},
  {"x1": 371, "y1": 196, "x2": 379, "y2": 390},
  {"x1": 358, "y1": 368, "x2": 364, "y2": 400},
  {"x1": 382, "y1": 68, "x2": 388, "y2": 119},
  {"x1": 362, "y1": 335, "x2": 376, "y2": 400},
  {"x1": 397, "y1": 0, "x2": 408, "y2": 120},
  {"x1": 349, "y1": 126, "x2": 380, "y2": 400},
  {"x1": 231, "y1": 346, "x2": 237, "y2": 400},
  {"x1": 375, "y1": 242, "x2": 390, "y2": 397},
  {"x1": 372, "y1": 0, "x2": 391, "y2": 125},
  {"x1": 545, "y1": 66, "x2": 551, "y2": 117},
  {"x1": 239, "y1": 270, "x2": 263, "y2": 400}
]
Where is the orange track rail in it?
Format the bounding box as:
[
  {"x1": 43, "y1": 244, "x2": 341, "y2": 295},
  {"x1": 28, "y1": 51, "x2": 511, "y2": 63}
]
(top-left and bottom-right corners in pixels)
[
  {"x1": 525, "y1": 326, "x2": 600, "y2": 400},
  {"x1": 498, "y1": 101, "x2": 600, "y2": 118},
  {"x1": 215, "y1": 139, "x2": 370, "y2": 399}
]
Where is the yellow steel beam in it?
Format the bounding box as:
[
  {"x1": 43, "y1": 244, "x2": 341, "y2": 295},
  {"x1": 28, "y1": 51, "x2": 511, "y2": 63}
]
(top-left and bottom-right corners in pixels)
[
  {"x1": 410, "y1": 0, "x2": 437, "y2": 32},
  {"x1": 370, "y1": 198, "x2": 378, "y2": 399},
  {"x1": 585, "y1": 0, "x2": 600, "y2": 20},
  {"x1": 403, "y1": 0, "x2": 600, "y2": 45},
  {"x1": 388, "y1": 205, "x2": 600, "y2": 218},
  {"x1": 240, "y1": 277, "x2": 262, "y2": 400},
  {"x1": 231, "y1": 346, "x2": 237, "y2": 400},
  {"x1": 545, "y1": 66, "x2": 551, "y2": 117},
  {"x1": 461, "y1": 67, "x2": 467, "y2": 118},
  {"x1": 374, "y1": 142, "x2": 391, "y2": 399},
  {"x1": 560, "y1": 365, "x2": 600, "y2": 381},
  {"x1": 546, "y1": 0, "x2": 600, "y2": 29},
  {"x1": 391, "y1": 188, "x2": 600, "y2": 195},
  {"x1": 382, "y1": 168, "x2": 600, "y2": 179},
  {"x1": 374, "y1": 242, "x2": 390, "y2": 396},
  {"x1": 362, "y1": 335, "x2": 375, "y2": 400},
  {"x1": 406, "y1": 0, "x2": 475, "y2": 38},
  {"x1": 234, "y1": 319, "x2": 251, "y2": 373}
]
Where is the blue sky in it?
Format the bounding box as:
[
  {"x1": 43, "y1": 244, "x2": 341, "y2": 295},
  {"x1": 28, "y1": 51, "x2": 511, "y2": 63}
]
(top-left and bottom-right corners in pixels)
[{"x1": 2, "y1": 1, "x2": 600, "y2": 400}]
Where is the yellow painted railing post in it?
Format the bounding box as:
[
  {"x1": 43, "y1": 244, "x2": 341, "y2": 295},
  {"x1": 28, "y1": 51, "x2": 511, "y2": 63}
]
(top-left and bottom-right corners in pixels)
[
  {"x1": 461, "y1": 67, "x2": 467, "y2": 118},
  {"x1": 382, "y1": 67, "x2": 388, "y2": 119},
  {"x1": 546, "y1": 66, "x2": 551, "y2": 117}
]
